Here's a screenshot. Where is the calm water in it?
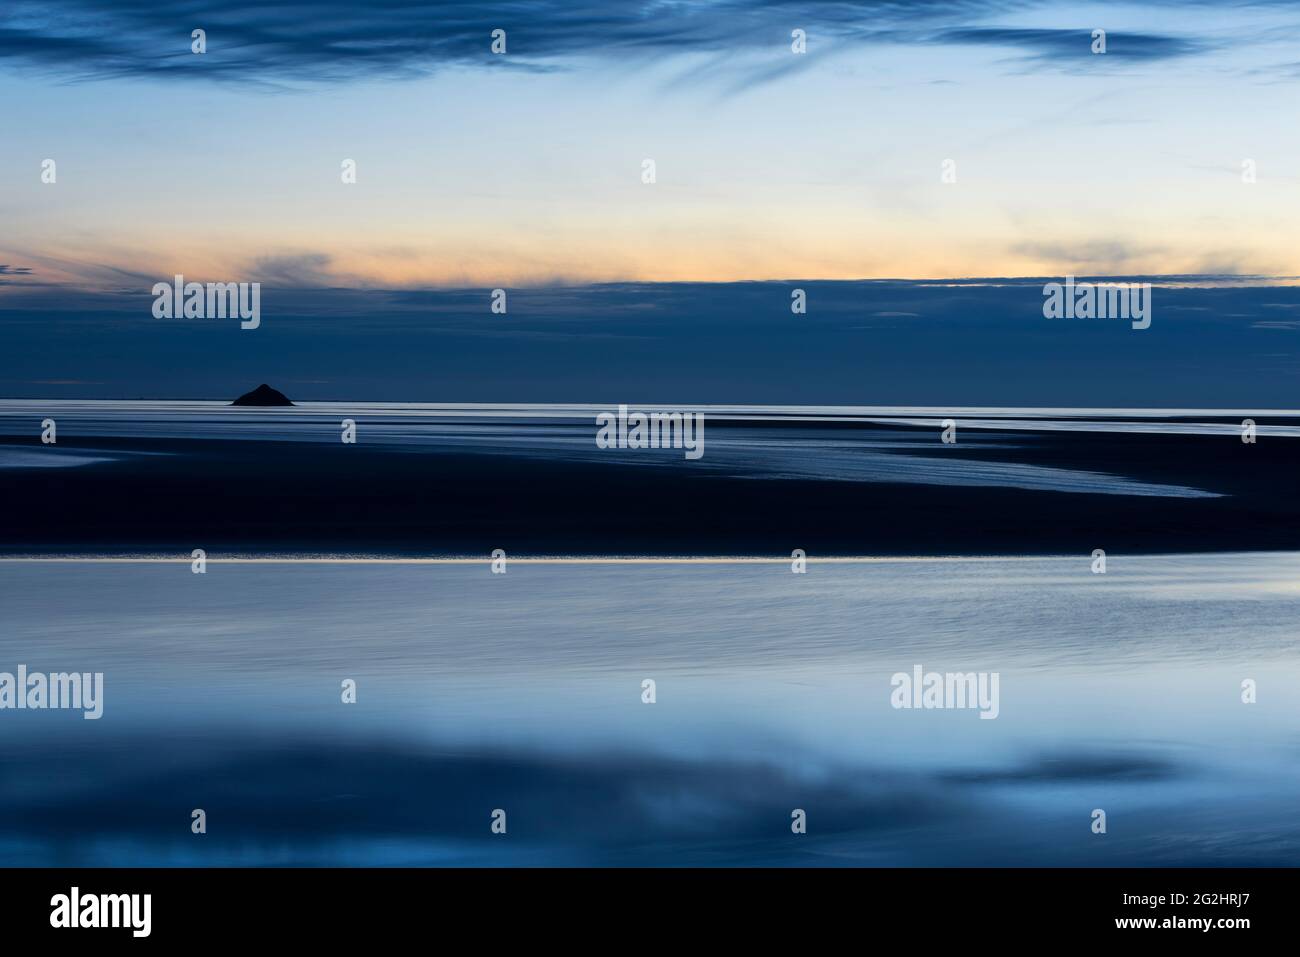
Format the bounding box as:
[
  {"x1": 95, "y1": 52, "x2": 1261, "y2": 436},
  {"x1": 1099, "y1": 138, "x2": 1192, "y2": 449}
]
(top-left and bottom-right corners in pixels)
[{"x1": 1, "y1": 555, "x2": 1297, "y2": 866}]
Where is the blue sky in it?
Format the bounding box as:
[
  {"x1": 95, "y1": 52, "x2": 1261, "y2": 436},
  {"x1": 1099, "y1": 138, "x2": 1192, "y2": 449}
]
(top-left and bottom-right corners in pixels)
[
  {"x1": 1, "y1": 1, "x2": 1299, "y2": 401},
  {"x1": 3, "y1": 0, "x2": 1300, "y2": 286}
]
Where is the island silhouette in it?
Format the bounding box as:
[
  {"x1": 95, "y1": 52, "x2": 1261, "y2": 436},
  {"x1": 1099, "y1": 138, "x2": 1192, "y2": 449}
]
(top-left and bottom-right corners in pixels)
[{"x1": 231, "y1": 384, "x2": 294, "y2": 407}]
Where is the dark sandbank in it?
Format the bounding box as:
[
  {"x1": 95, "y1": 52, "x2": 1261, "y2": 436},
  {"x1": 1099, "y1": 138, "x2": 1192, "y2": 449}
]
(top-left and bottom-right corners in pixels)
[{"x1": 2, "y1": 420, "x2": 1298, "y2": 556}]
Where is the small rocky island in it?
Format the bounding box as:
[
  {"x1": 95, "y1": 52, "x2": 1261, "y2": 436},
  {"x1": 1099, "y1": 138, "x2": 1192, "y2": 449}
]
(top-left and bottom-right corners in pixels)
[{"x1": 231, "y1": 384, "x2": 294, "y2": 407}]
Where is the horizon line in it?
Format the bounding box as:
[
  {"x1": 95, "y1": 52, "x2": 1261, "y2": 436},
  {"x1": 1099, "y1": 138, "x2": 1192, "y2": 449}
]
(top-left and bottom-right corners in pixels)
[
  {"x1": 4, "y1": 273, "x2": 1300, "y2": 297},
  {"x1": 4, "y1": 399, "x2": 1300, "y2": 416},
  {"x1": 1, "y1": 552, "x2": 1292, "y2": 565}
]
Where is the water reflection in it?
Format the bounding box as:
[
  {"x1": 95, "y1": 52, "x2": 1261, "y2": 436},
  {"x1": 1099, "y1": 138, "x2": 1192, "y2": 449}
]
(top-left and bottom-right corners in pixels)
[{"x1": 1, "y1": 556, "x2": 1297, "y2": 865}]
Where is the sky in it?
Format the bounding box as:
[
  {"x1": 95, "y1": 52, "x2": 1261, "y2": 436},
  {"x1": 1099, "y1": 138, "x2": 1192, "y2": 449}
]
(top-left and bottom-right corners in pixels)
[
  {"x1": 1, "y1": 1, "x2": 1299, "y2": 401},
  {"x1": 3, "y1": 0, "x2": 1300, "y2": 288}
]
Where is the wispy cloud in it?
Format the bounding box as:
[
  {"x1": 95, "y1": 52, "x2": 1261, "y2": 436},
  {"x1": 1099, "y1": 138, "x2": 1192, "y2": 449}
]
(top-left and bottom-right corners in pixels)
[
  {"x1": 0, "y1": 0, "x2": 1230, "y2": 86},
  {"x1": 0, "y1": 264, "x2": 34, "y2": 286},
  {"x1": 931, "y1": 26, "x2": 1210, "y2": 64},
  {"x1": 1010, "y1": 240, "x2": 1168, "y2": 274},
  {"x1": 246, "y1": 252, "x2": 338, "y2": 287}
]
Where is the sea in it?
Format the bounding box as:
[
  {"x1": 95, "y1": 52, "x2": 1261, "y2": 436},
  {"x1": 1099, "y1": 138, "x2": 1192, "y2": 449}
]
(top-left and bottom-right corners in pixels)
[{"x1": 0, "y1": 402, "x2": 1297, "y2": 865}]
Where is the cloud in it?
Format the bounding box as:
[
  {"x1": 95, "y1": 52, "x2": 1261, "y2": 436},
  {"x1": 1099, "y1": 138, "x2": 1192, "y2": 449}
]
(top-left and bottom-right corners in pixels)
[
  {"x1": 940, "y1": 751, "x2": 1181, "y2": 784},
  {"x1": 932, "y1": 26, "x2": 1210, "y2": 64},
  {"x1": 1011, "y1": 239, "x2": 1167, "y2": 273},
  {"x1": 0, "y1": 263, "x2": 34, "y2": 286},
  {"x1": 0, "y1": 0, "x2": 1225, "y2": 87},
  {"x1": 245, "y1": 252, "x2": 338, "y2": 286}
]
